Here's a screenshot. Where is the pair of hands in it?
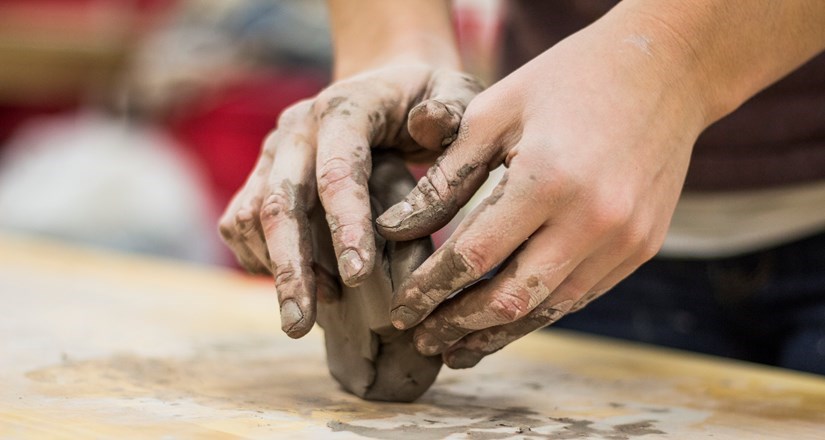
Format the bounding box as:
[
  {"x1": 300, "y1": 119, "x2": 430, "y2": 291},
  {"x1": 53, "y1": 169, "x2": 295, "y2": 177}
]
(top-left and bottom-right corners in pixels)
[{"x1": 220, "y1": 26, "x2": 707, "y2": 368}]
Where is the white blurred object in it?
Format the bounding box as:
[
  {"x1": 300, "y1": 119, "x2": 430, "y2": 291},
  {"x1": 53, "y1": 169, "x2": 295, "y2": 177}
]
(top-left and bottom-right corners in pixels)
[{"x1": 0, "y1": 112, "x2": 223, "y2": 264}]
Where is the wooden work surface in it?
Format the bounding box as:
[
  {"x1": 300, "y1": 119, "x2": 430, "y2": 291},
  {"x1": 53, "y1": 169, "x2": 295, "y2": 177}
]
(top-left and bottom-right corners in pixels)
[{"x1": 1, "y1": 233, "x2": 824, "y2": 439}]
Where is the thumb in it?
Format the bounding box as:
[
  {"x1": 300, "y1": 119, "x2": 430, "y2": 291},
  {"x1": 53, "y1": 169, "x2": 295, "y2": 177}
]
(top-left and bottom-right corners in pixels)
[{"x1": 407, "y1": 69, "x2": 484, "y2": 152}]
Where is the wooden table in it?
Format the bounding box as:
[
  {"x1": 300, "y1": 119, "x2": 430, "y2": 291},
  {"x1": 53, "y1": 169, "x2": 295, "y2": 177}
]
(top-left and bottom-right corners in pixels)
[{"x1": 1, "y1": 233, "x2": 823, "y2": 439}]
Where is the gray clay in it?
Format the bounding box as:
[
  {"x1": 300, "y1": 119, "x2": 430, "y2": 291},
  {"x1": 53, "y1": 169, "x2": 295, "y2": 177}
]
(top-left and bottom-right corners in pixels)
[{"x1": 313, "y1": 151, "x2": 441, "y2": 402}]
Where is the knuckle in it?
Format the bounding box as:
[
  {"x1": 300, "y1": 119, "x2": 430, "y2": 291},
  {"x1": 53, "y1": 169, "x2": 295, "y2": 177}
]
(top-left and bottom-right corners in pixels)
[
  {"x1": 218, "y1": 217, "x2": 235, "y2": 241},
  {"x1": 313, "y1": 91, "x2": 352, "y2": 120},
  {"x1": 451, "y1": 243, "x2": 494, "y2": 279},
  {"x1": 424, "y1": 316, "x2": 465, "y2": 342},
  {"x1": 637, "y1": 239, "x2": 662, "y2": 263},
  {"x1": 613, "y1": 222, "x2": 648, "y2": 254},
  {"x1": 588, "y1": 198, "x2": 633, "y2": 233},
  {"x1": 531, "y1": 303, "x2": 567, "y2": 324},
  {"x1": 260, "y1": 189, "x2": 296, "y2": 224},
  {"x1": 420, "y1": 161, "x2": 451, "y2": 204},
  {"x1": 489, "y1": 289, "x2": 532, "y2": 323},
  {"x1": 317, "y1": 157, "x2": 355, "y2": 197},
  {"x1": 233, "y1": 211, "x2": 257, "y2": 235},
  {"x1": 277, "y1": 100, "x2": 312, "y2": 127},
  {"x1": 326, "y1": 212, "x2": 372, "y2": 245},
  {"x1": 440, "y1": 319, "x2": 467, "y2": 340},
  {"x1": 272, "y1": 263, "x2": 299, "y2": 287},
  {"x1": 531, "y1": 166, "x2": 578, "y2": 204}
]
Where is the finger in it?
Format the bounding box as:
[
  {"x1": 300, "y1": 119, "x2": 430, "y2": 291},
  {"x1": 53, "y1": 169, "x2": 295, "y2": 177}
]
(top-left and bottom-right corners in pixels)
[
  {"x1": 411, "y1": 224, "x2": 588, "y2": 355},
  {"x1": 442, "y1": 296, "x2": 577, "y2": 369},
  {"x1": 233, "y1": 200, "x2": 271, "y2": 267},
  {"x1": 569, "y1": 255, "x2": 648, "y2": 313},
  {"x1": 218, "y1": 140, "x2": 277, "y2": 273},
  {"x1": 389, "y1": 170, "x2": 557, "y2": 330},
  {"x1": 567, "y1": 223, "x2": 663, "y2": 312},
  {"x1": 376, "y1": 142, "x2": 493, "y2": 242},
  {"x1": 260, "y1": 116, "x2": 319, "y2": 338},
  {"x1": 218, "y1": 213, "x2": 264, "y2": 273},
  {"x1": 375, "y1": 117, "x2": 500, "y2": 241},
  {"x1": 408, "y1": 70, "x2": 484, "y2": 151},
  {"x1": 314, "y1": 94, "x2": 383, "y2": 287},
  {"x1": 439, "y1": 242, "x2": 636, "y2": 368}
]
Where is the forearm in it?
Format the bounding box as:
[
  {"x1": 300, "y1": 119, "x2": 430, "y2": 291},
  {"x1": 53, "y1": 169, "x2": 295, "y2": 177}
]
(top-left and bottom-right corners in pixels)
[
  {"x1": 600, "y1": 0, "x2": 825, "y2": 126},
  {"x1": 328, "y1": 0, "x2": 459, "y2": 79}
]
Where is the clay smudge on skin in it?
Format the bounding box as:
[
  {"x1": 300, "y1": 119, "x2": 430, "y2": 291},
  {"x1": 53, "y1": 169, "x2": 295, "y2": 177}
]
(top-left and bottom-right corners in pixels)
[
  {"x1": 391, "y1": 242, "x2": 482, "y2": 328},
  {"x1": 318, "y1": 96, "x2": 359, "y2": 120},
  {"x1": 377, "y1": 157, "x2": 490, "y2": 239},
  {"x1": 318, "y1": 96, "x2": 346, "y2": 119},
  {"x1": 570, "y1": 287, "x2": 610, "y2": 313},
  {"x1": 315, "y1": 151, "x2": 442, "y2": 401},
  {"x1": 449, "y1": 162, "x2": 479, "y2": 187},
  {"x1": 267, "y1": 180, "x2": 316, "y2": 337},
  {"x1": 446, "y1": 173, "x2": 509, "y2": 237},
  {"x1": 317, "y1": 151, "x2": 375, "y2": 285},
  {"x1": 444, "y1": 298, "x2": 576, "y2": 368},
  {"x1": 408, "y1": 100, "x2": 460, "y2": 149}
]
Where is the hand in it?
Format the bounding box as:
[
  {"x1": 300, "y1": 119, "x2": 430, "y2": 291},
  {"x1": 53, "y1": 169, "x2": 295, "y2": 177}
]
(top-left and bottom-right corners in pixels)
[
  {"x1": 218, "y1": 62, "x2": 483, "y2": 338},
  {"x1": 376, "y1": 21, "x2": 710, "y2": 368}
]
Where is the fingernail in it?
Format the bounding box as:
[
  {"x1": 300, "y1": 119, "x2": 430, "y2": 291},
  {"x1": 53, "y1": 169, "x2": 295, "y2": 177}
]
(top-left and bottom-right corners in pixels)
[
  {"x1": 377, "y1": 201, "x2": 414, "y2": 229},
  {"x1": 391, "y1": 305, "x2": 418, "y2": 329},
  {"x1": 280, "y1": 300, "x2": 303, "y2": 334},
  {"x1": 414, "y1": 331, "x2": 441, "y2": 356},
  {"x1": 445, "y1": 348, "x2": 482, "y2": 369},
  {"x1": 339, "y1": 249, "x2": 364, "y2": 281}
]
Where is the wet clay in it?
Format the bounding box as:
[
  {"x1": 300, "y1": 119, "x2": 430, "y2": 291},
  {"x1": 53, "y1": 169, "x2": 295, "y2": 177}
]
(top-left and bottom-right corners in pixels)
[{"x1": 313, "y1": 151, "x2": 441, "y2": 402}]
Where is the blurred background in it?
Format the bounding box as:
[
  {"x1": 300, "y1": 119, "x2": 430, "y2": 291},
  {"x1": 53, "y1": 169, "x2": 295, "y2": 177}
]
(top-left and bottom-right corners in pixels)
[{"x1": 0, "y1": 0, "x2": 501, "y2": 267}]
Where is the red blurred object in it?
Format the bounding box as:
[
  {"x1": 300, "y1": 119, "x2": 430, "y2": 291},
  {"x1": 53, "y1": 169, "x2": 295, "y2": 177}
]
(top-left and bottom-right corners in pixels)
[{"x1": 169, "y1": 70, "x2": 326, "y2": 211}]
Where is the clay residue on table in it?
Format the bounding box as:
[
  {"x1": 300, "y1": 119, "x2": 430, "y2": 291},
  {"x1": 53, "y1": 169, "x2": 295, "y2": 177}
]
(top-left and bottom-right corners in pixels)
[
  {"x1": 24, "y1": 346, "x2": 673, "y2": 439},
  {"x1": 329, "y1": 411, "x2": 666, "y2": 440}
]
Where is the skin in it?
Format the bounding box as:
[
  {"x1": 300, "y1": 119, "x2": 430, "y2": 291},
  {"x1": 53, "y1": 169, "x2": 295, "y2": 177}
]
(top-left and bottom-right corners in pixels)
[
  {"x1": 377, "y1": 1, "x2": 825, "y2": 368},
  {"x1": 221, "y1": 0, "x2": 825, "y2": 359},
  {"x1": 219, "y1": 0, "x2": 482, "y2": 338}
]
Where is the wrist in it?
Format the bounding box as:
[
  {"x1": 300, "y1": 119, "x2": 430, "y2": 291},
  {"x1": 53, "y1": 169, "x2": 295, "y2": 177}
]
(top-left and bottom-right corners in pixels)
[
  {"x1": 328, "y1": 0, "x2": 460, "y2": 80},
  {"x1": 333, "y1": 33, "x2": 460, "y2": 80}
]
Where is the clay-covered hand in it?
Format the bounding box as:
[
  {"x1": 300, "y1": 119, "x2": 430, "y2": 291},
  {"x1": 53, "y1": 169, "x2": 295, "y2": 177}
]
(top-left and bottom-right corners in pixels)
[
  {"x1": 218, "y1": 62, "x2": 483, "y2": 338},
  {"x1": 376, "y1": 21, "x2": 712, "y2": 368}
]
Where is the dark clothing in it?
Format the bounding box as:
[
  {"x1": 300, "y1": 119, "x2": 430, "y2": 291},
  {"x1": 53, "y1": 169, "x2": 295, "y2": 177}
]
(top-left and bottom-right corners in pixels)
[
  {"x1": 555, "y1": 230, "x2": 825, "y2": 375},
  {"x1": 503, "y1": 0, "x2": 825, "y2": 192}
]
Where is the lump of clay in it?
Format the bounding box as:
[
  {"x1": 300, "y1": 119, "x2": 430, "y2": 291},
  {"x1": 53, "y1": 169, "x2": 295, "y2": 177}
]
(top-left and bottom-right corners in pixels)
[{"x1": 314, "y1": 151, "x2": 441, "y2": 402}]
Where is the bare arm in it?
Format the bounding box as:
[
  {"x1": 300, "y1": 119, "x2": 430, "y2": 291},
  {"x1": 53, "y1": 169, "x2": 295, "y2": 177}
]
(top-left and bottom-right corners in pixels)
[
  {"x1": 377, "y1": 0, "x2": 825, "y2": 368},
  {"x1": 329, "y1": 0, "x2": 459, "y2": 78},
  {"x1": 218, "y1": 0, "x2": 483, "y2": 338},
  {"x1": 617, "y1": 0, "x2": 825, "y2": 124}
]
